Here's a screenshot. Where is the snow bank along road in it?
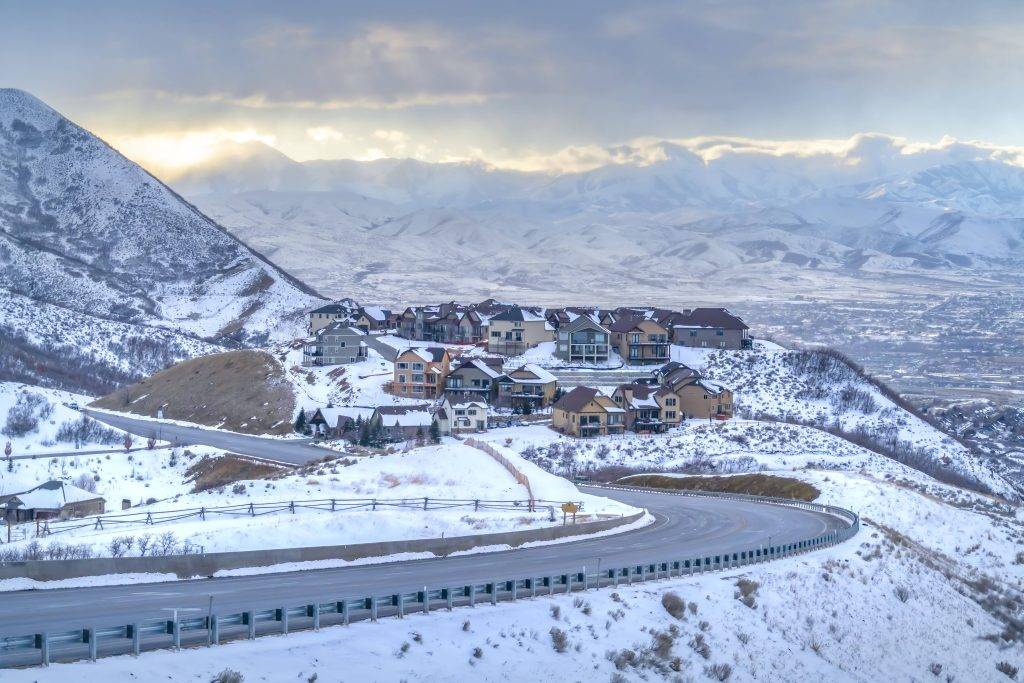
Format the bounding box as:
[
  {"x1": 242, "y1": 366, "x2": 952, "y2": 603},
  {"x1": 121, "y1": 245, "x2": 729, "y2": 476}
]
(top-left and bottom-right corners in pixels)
[
  {"x1": 84, "y1": 410, "x2": 332, "y2": 465},
  {"x1": 0, "y1": 487, "x2": 848, "y2": 650}
]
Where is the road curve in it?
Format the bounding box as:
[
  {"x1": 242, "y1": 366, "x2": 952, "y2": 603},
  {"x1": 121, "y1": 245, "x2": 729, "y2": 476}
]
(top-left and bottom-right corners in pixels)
[
  {"x1": 84, "y1": 409, "x2": 333, "y2": 465},
  {"x1": 0, "y1": 485, "x2": 847, "y2": 638}
]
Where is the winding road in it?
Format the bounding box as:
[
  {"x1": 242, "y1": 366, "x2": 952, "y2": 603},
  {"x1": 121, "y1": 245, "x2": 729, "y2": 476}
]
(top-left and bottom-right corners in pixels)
[{"x1": 0, "y1": 414, "x2": 853, "y2": 664}]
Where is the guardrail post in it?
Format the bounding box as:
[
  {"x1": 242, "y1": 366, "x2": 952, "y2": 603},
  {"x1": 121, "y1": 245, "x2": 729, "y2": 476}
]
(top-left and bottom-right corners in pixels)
[
  {"x1": 37, "y1": 632, "x2": 49, "y2": 666},
  {"x1": 210, "y1": 614, "x2": 219, "y2": 645},
  {"x1": 469, "y1": 585, "x2": 476, "y2": 607},
  {"x1": 490, "y1": 582, "x2": 498, "y2": 606},
  {"x1": 87, "y1": 626, "x2": 97, "y2": 660},
  {"x1": 280, "y1": 608, "x2": 289, "y2": 634},
  {"x1": 548, "y1": 576, "x2": 555, "y2": 596},
  {"x1": 172, "y1": 618, "x2": 181, "y2": 650},
  {"x1": 340, "y1": 601, "x2": 350, "y2": 626},
  {"x1": 371, "y1": 598, "x2": 379, "y2": 622},
  {"x1": 446, "y1": 588, "x2": 454, "y2": 611},
  {"x1": 131, "y1": 623, "x2": 141, "y2": 655},
  {"x1": 530, "y1": 578, "x2": 537, "y2": 598},
  {"x1": 510, "y1": 580, "x2": 517, "y2": 601},
  {"x1": 246, "y1": 611, "x2": 256, "y2": 639},
  {"x1": 311, "y1": 603, "x2": 321, "y2": 630},
  {"x1": 397, "y1": 594, "x2": 405, "y2": 618},
  {"x1": 423, "y1": 590, "x2": 430, "y2": 614}
]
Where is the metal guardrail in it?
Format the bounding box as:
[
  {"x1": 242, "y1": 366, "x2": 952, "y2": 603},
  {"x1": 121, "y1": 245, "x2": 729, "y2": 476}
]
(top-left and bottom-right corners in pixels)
[{"x1": 0, "y1": 487, "x2": 858, "y2": 668}]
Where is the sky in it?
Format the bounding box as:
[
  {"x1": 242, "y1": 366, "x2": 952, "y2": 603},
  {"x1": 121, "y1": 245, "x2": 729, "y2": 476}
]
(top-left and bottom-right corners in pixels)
[{"x1": 3, "y1": 1, "x2": 1024, "y2": 175}]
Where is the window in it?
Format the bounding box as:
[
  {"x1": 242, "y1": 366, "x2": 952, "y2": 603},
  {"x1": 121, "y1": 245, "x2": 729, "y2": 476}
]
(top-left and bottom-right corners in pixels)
[
  {"x1": 719, "y1": 341, "x2": 726, "y2": 348},
  {"x1": 413, "y1": 374, "x2": 425, "y2": 383},
  {"x1": 491, "y1": 331, "x2": 500, "y2": 338},
  {"x1": 398, "y1": 362, "x2": 409, "y2": 369},
  {"x1": 455, "y1": 409, "x2": 466, "y2": 416},
  {"x1": 665, "y1": 397, "x2": 676, "y2": 406},
  {"x1": 716, "y1": 329, "x2": 724, "y2": 336},
  {"x1": 397, "y1": 374, "x2": 406, "y2": 383},
  {"x1": 412, "y1": 362, "x2": 424, "y2": 371},
  {"x1": 689, "y1": 331, "x2": 697, "y2": 337},
  {"x1": 413, "y1": 386, "x2": 424, "y2": 393},
  {"x1": 338, "y1": 341, "x2": 346, "y2": 347},
  {"x1": 665, "y1": 410, "x2": 676, "y2": 419},
  {"x1": 630, "y1": 333, "x2": 640, "y2": 344},
  {"x1": 559, "y1": 331, "x2": 569, "y2": 341}
]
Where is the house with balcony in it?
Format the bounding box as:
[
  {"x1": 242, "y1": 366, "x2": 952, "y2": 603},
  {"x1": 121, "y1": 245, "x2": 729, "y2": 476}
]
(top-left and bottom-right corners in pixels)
[
  {"x1": 554, "y1": 314, "x2": 611, "y2": 364},
  {"x1": 485, "y1": 306, "x2": 555, "y2": 356},
  {"x1": 390, "y1": 347, "x2": 451, "y2": 399},
  {"x1": 369, "y1": 405, "x2": 437, "y2": 441},
  {"x1": 552, "y1": 386, "x2": 626, "y2": 437},
  {"x1": 495, "y1": 363, "x2": 558, "y2": 411},
  {"x1": 444, "y1": 357, "x2": 505, "y2": 403},
  {"x1": 608, "y1": 317, "x2": 670, "y2": 365},
  {"x1": 656, "y1": 362, "x2": 734, "y2": 419},
  {"x1": 611, "y1": 383, "x2": 684, "y2": 433},
  {"x1": 302, "y1": 322, "x2": 368, "y2": 366},
  {"x1": 352, "y1": 306, "x2": 392, "y2": 333},
  {"x1": 308, "y1": 300, "x2": 360, "y2": 335}
]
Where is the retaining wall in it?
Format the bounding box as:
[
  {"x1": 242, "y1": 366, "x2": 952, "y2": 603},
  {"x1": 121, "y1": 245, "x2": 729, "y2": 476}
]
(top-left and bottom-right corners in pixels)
[{"x1": 0, "y1": 512, "x2": 644, "y2": 582}]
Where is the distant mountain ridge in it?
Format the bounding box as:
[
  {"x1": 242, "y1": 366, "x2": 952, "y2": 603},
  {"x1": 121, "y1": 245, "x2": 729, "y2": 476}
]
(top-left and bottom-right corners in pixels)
[
  {"x1": 0, "y1": 88, "x2": 323, "y2": 394},
  {"x1": 167, "y1": 138, "x2": 1024, "y2": 304}
]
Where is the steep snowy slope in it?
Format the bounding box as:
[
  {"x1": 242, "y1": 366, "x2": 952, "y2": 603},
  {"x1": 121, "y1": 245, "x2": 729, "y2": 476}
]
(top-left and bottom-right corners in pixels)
[
  {"x1": 0, "y1": 88, "x2": 321, "y2": 338},
  {"x1": 0, "y1": 89, "x2": 324, "y2": 393}
]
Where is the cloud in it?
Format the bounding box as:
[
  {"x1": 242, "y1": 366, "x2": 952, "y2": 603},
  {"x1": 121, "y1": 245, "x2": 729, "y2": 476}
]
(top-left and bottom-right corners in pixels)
[
  {"x1": 306, "y1": 126, "x2": 346, "y2": 142},
  {"x1": 373, "y1": 129, "x2": 410, "y2": 143},
  {"x1": 108, "y1": 128, "x2": 277, "y2": 172}
]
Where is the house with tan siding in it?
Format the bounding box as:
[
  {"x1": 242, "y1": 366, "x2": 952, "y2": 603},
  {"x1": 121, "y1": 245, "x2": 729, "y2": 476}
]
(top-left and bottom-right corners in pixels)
[
  {"x1": 608, "y1": 317, "x2": 670, "y2": 365},
  {"x1": 552, "y1": 386, "x2": 626, "y2": 437},
  {"x1": 495, "y1": 363, "x2": 558, "y2": 410},
  {"x1": 391, "y1": 347, "x2": 451, "y2": 399},
  {"x1": 485, "y1": 306, "x2": 555, "y2": 356}
]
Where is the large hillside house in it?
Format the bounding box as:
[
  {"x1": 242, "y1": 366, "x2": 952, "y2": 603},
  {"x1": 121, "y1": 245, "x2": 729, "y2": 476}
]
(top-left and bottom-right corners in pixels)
[
  {"x1": 391, "y1": 347, "x2": 451, "y2": 398},
  {"x1": 352, "y1": 306, "x2": 392, "y2": 333},
  {"x1": 368, "y1": 405, "x2": 437, "y2": 441},
  {"x1": 302, "y1": 322, "x2": 368, "y2": 366},
  {"x1": 552, "y1": 386, "x2": 625, "y2": 437},
  {"x1": 663, "y1": 308, "x2": 751, "y2": 349},
  {"x1": 496, "y1": 364, "x2": 559, "y2": 410},
  {"x1": 444, "y1": 357, "x2": 505, "y2": 403},
  {"x1": 608, "y1": 317, "x2": 670, "y2": 365},
  {"x1": 485, "y1": 306, "x2": 554, "y2": 356},
  {"x1": 554, "y1": 314, "x2": 611, "y2": 364},
  {"x1": 657, "y1": 362, "x2": 734, "y2": 419},
  {"x1": 308, "y1": 300, "x2": 360, "y2": 335},
  {"x1": 611, "y1": 383, "x2": 683, "y2": 433}
]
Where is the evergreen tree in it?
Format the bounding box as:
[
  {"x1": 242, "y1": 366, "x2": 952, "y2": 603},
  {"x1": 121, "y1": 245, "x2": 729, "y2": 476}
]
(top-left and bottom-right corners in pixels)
[
  {"x1": 415, "y1": 425, "x2": 426, "y2": 446},
  {"x1": 521, "y1": 400, "x2": 533, "y2": 416},
  {"x1": 294, "y1": 408, "x2": 307, "y2": 433},
  {"x1": 358, "y1": 419, "x2": 371, "y2": 447},
  {"x1": 429, "y1": 419, "x2": 441, "y2": 444}
]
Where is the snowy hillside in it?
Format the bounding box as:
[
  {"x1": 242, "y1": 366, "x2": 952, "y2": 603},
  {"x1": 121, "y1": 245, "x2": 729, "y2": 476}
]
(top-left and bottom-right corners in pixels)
[{"x1": 0, "y1": 88, "x2": 323, "y2": 393}]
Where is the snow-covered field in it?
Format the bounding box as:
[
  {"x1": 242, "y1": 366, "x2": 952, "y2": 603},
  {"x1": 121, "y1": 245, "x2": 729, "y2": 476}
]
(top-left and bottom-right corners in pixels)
[{"x1": 0, "y1": 441, "x2": 638, "y2": 563}]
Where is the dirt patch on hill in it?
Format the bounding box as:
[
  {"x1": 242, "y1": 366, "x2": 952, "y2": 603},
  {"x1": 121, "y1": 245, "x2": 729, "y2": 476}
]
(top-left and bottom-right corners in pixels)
[
  {"x1": 91, "y1": 350, "x2": 295, "y2": 435},
  {"x1": 621, "y1": 473, "x2": 820, "y2": 501},
  {"x1": 186, "y1": 454, "x2": 286, "y2": 492}
]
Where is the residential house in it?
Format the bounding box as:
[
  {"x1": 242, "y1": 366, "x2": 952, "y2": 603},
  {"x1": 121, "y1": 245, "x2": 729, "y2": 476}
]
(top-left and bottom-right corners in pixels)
[
  {"x1": 554, "y1": 314, "x2": 611, "y2": 364},
  {"x1": 444, "y1": 357, "x2": 505, "y2": 403},
  {"x1": 457, "y1": 309, "x2": 489, "y2": 344},
  {"x1": 485, "y1": 306, "x2": 554, "y2": 356},
  {"x1": 368, "y1": 405, "x2": 437, "y2": 442},
  {"x1": 551, "y1": 386, "x2": 626, "y2": 437},
  {"x1": 669, "y1": 308, "x2": 751, "y2": 349},
  {"x1": 353, "y1": 306, "x2": 392, "y2": 333},
  {"x1": 1, "y1": 481, "x2": 105, "y2": 523},
  {"x1": 307, "y1": 406, "x2": 375, "y2": 439},
  {"x1": 302, "y1": 323, "x2": 367, "y2": 366},
  {"x1": 391, "y1": 347, "x2": 451, "y2": 398},
  {"x1": 608, "y1": 317, "x2": 670, "y2": 365},
  {"x1": 495, "y1": 364, "x2": 558, "y2": 411},
  {"x1": 436, "y1": 396, "x2": 489, "y2": 435},
  {"x1": 656, "y1": 363, "x2": 734, "y2": 419},
  {"x1": 308, "y1": 300, "x2": 360, "y2": 335},
  {"x1": 611, "y1": 383, "x2": 684, "y2": 432}
]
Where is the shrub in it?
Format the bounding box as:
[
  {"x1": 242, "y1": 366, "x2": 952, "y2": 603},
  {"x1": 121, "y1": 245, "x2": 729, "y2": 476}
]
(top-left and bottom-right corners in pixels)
[
  {"x1": 689, "y1": 633, "x2": 711, "y2": 659},
  {"x1": 894, "y1": 585, "x2": 910, "y2": 603},
  {"x1": 550, "y1": 627, "x2": 569, "y2": 653},
  {"x1": 996, "y1": 661, "x2": 1018, "y2": 679},
  {"x1": 705, "y1": 663, "x2": 733, "y2": 681},
  {"x1": 55, "y1": 416, "x2": 121, "y2": 447},
  {"x1": 734, "y1": 578, "x2": 760, "y2": 609},
  {"x1": 662, "y1": 591, "x2": 686, "y2": 619},
  {"x1": 74, "y1": 472, "x2": 98, "y2": 493},
  {"x1": 211, "y1": 670, "x2": 244, "y2": 683},
  {"x1": 2, "y1": 392, "x2": 51, "y2": 437}
]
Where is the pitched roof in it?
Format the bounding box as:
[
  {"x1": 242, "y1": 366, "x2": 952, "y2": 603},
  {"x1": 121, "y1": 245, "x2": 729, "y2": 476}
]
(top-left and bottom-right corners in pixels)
[
  {"x1": 399, "y1": 346, "x2": 448, "y2": 363},
  {"x1": 561, "y1": 313, "x2": 609, "y2": 333},
  {"x1": 672, "y1": 307, "x2": 748, "y2": 331},
  {"x1": 504, "y1": 363, "x2": 558, "y2": 384},
  {"x1": 4, "y1": 480, "x2": 103, "y2": 510},
  {"x1": 488, "y1": 306, "x2": 546, "y2": 323},
  {"x1": 554, "y1": 386, "x2": 600, "y2": 412},
  {"x1": 359, "y1": 306, "x2": 389, "y2": 321},
  {"x1": 450, "y1": 357, "x2": 505, "y2": 378},
  {"x1": 607, "y1": 316, "x2": 667, "y2": 333},
  {"x1": 310, "y1": 303, "x2": 355, "y2": 315}
]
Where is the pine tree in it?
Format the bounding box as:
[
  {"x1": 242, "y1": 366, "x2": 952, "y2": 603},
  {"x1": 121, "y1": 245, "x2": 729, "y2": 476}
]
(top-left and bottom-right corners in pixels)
[
  {"x1": 415, "y1": 425, "x2": 426, "y2": 446},
  {"x1": 358, "y1": 419, "x2": 371, "y2": 447},
  {"x1": 294, "y1": 408, "x2": 307, "y2": 433},
  {"x1": 429, "y1": 419, "x2": 441, "y2": 444},
  {"x1": 521, "y1": 400, "x2": 533, "y2": 416}
]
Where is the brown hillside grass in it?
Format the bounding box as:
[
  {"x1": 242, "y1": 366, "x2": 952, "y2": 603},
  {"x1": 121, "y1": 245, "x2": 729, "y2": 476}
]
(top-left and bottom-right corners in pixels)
[
  {"x1": 91, "y1": 350, "x2": 295, "y2": 435},
  {"x1": 621, "y1": 473, "x2": 820, "y2": 501},
  {"x1": 186, "y1": 454, "x2": 285, "y2": 492}
]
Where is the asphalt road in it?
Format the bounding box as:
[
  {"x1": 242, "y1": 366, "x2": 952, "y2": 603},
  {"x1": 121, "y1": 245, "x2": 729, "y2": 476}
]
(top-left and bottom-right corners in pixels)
[
  {"x1": 84, "y1": 410, "x2": 332, "y2": 466},
  {"x1": 0, "y1": 486, "x2": 846, "y2": 639}
]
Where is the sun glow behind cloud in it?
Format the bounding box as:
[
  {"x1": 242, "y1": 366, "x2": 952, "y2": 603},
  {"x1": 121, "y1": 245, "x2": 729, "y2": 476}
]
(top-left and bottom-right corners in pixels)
[{"x1": 108, "y1": 128, "x2": 279, "y2": 173}]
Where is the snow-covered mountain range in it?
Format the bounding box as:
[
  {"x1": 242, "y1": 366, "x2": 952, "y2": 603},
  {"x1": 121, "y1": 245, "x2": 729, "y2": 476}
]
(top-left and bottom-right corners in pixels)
[
  {"x1": 169, "y1": 135, "x2": 1024, "y2": 305},
  {"x1": 0, "y1": 89, "x2": 322, "y2": 393}
]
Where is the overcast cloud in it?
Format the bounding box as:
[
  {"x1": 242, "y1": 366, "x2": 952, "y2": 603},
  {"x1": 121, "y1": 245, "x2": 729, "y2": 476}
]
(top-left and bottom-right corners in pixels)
[{"x1": 3, "y1": 1, "x2": 1023, "y2": 172}]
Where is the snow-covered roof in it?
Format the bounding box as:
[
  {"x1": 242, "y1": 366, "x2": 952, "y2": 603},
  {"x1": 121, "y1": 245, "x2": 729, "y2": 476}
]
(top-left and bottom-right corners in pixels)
[
  {"x1": 5, "y1": 481, "x2": 102, "y2": 510},
  {"x1": 376, "y1": 410, "x2": 434, "y2": 428},
  {"x1": 506, "y1": 363, "x2": 557, "y2": 384},
  {"x1": 361, "y1": 306, "x2": 387, "y2": 321}
]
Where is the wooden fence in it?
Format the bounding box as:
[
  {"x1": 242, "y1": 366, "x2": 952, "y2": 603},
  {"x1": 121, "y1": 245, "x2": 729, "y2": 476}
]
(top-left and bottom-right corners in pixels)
[{"x1": 464, "y1": 438, "x2": 535, "y2": 511}]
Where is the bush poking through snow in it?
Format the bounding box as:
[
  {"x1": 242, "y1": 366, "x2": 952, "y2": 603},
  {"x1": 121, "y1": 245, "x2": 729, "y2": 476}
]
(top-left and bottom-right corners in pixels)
[
  {"x1": 210, "y1": 670, "x2": 243, "y2": 683},
  {"x1": 2, "y1": 392, "x2": 52, "y2": 437},
  {"x1": 996, "y1": 661, "x2": 1019, "y2": 679},
  {"x1": 689, "y1": 633, "x2": 711, "y2": 659},
  {"x1": 894, "y1": 585, "x2": 911, "y2": 603},
  {"x1": 734, "y1": 578, "x2": 760, "y2": 609},
  {"x1": 704, "y1": 663, "x2": 733, "y2": 681},
  {"x1": 550, "y1": 627, "x2": 569, "y2": 653},
  {"x1": 662, "y1": 591, "x2": 686, "y2": 619},
  {"x1": 550, "y1": 605, "x2": 561, "y2": 620}
]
